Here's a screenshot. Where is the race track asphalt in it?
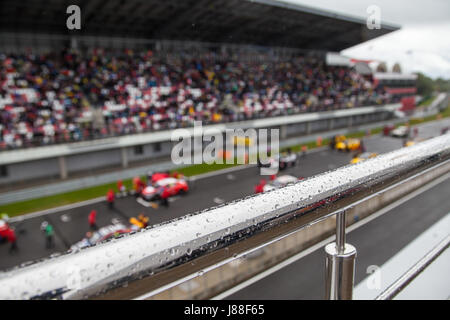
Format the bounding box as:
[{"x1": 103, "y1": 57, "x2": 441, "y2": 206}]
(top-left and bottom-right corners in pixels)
[{"x1": 224, "y1": 177, "x2": 450, "y2": 300}]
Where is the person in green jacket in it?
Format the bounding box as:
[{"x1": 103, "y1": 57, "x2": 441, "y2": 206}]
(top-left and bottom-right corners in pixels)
[{"x1": 41, "y1": 221, "x2": 54, "y2": 249}]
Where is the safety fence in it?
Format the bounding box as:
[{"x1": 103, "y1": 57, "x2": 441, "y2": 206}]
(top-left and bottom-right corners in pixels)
[{"x1": 0, "y1": 133, "x2": 448, "y2": 300}]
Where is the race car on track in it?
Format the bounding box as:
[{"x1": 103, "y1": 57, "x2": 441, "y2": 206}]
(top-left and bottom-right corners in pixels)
[
  {"x1": 262, "y1": 175, "x2": 304, "y2": 192},
  {"x1": 279, "y1": 150, "x2": 297, "y2": 170},
  {"x1": 391, "y1": 125, "x2": 410, "y2": 138},
  {"x1": 257, "y1": 156, "x2": 279, "y2": 170},
  {"x1": 147, "y1": 171, "x2": 170, "y2": 184},
  {"x1": 257, "y1": 150, "x2": 297, "y2": 171},
  {"x1": 140, "y1": 177, "x2": 189, "y2": 202},
  {"x1": 330, "y1": 135, "x2": 346, "y2": 149},
  {"x1": 148, "y1": 171, "x2": 185, "y2": 185},
  {"x1": 335, "y1": 137, "x2": 361, "y2": 152},
  {"x1": 70, "y1": 223, "x2": 131, "y2": 251},
  {"x1": 350, "y1": 152, "x2": 378, "y2": 164}
]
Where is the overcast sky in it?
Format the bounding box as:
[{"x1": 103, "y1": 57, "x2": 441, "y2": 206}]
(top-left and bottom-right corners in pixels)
[{"x1": 278, "y1": 0, "x2": 450, "y2": 79}]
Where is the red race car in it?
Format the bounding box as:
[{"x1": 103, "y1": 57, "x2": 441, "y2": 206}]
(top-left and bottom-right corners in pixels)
[
  {"x1": 148, "y1": 171, "x2": 170, "y2": 184},
  {"x1": 148, "y1": 171, "x2": 184, "y2": 185},
  {"x1": 141, "y1": 177, "x2": 189, "y2": 202}
]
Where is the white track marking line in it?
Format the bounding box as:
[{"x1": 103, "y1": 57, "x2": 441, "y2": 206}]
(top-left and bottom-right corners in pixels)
[
  {"x1": 213, "y1": 197, "x2": 225, "y2": 204},
  {"x1": 211, "y1": 172, "x2": 450, "y2": 300},
  {"x1": 60, "y1": 214, "x2": 71, "y2": 223},
  {"x1": 137, "y1": 198, "x2": 152, "y2": 207}
]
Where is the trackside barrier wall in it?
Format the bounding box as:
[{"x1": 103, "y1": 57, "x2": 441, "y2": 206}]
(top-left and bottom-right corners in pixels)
[{"x1": 0, "y1": 104, "x2": 399, "y2": 186}]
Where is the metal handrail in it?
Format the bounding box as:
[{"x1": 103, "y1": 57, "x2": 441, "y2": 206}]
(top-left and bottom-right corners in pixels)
[
  {"x1": 0, "y1": 133, "x2": 449, "y2": 300},
  {"x1": 375, "y1": 234, "x2": 450, "y2": 300}
]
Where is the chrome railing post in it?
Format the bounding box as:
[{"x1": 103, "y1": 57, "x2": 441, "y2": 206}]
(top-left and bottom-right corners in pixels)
[{"x1": 325, "y1": 210, "x2": 357, "y2": 300}]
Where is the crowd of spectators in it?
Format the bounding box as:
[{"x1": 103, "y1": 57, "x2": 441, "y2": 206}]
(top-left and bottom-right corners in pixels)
[{"x1": 0, "y1": 48, "x2": 393, "y2": 149}]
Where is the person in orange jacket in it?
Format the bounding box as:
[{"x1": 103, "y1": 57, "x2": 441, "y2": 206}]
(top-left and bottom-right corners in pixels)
[{"x1": 106, "y1": 189, "x2": 115, "y2": 210}]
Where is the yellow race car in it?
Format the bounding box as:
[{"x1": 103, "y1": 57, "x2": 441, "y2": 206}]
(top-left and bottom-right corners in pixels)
[
  {"x1": 350, "y1": 152, "x2": 378, "y2": 164},
  {"x1": 404, "y1": 140, "x2": 416, "y2": 147},
  {"x1": 330, "y1": 135, "x2": 345, "y2": 149},
  {"x1": 336, "y1": 138, "x2": 361, "y2": 152}
]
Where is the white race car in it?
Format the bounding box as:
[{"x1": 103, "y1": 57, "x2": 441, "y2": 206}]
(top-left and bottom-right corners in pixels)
[
  {"x1": 391, "y1": 126, "x2": 409, "y2": 138},
  {"x1": 279, "y1": 152, "x2": 297, "y2": 170},
  {"x1": 258, "y1": 152, "x2": 298, "y2": 171},
  {"x1": 263, "y1": 175, "x2": 301, "y2": 192}
]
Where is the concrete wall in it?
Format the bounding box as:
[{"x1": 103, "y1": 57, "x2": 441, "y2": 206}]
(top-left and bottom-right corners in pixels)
[
  {"x1": 0, "y1": 158, "x2": 60, "y2": 184},
  {"x1": 126, "y1": 141, "x2": 173, "y2": 163},
  {"x1": 66, "y1": 149, "x2": 122, "y2": 173}
]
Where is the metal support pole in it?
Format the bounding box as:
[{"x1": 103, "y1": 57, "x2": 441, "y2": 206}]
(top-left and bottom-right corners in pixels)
[
  {"x1": 121, "y1": 147, "x2": 128, "y2": 168},
  {"x1": 336, "y1": 210, "x2": 346, "y2": 254},
  {"x1": 325, "y1": 211, "x2": 357, "y2": 300},
  {"x1": 306, "y1": 121, "x2": 312, "y2": 134},
  {"x1": 328, "y1": 118, "x2": 334, "y2": 131},
  {"x1": 280, "y1": 125, "x2": 287, "y2": 139},
  {"x1": 58, "y1": 156, "x2": 68, "y2": 180}
]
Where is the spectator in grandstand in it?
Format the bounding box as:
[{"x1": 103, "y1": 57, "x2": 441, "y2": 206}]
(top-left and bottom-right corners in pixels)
[{"x1": 0, "y1": 48, "x2": 395, "y2": 149}]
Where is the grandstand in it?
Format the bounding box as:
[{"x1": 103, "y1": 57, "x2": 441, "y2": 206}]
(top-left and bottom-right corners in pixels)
[
  {"x1": 0, "y1": 49, "x2": 396, "y2": 149},
  {"x1": 0, "y1": 0, "x2": 400, "y2": 150},
  {"x1": 0, "y1": 0, "x2": 402, "y2": 184}
]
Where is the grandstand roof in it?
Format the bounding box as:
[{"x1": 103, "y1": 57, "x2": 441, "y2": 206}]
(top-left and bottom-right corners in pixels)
[{"x1": 0, "y1": 0, "x2": 400, "y2": 51}]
